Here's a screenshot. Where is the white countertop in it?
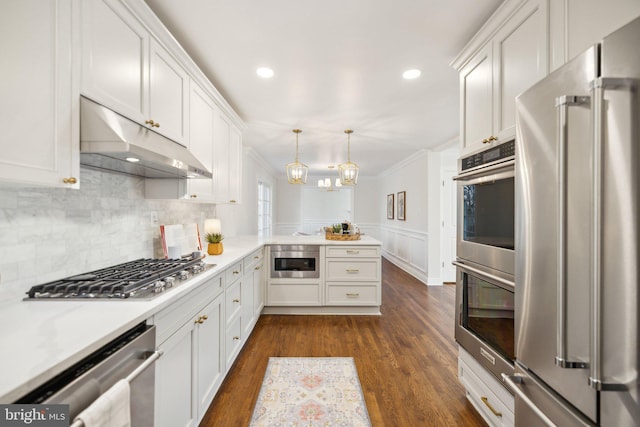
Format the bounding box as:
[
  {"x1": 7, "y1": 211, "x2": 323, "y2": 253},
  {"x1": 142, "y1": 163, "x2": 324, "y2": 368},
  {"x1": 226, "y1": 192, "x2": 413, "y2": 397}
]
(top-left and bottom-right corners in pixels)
[{"x1": 0, "y1": 234, "x2": 380, "y2": 402}]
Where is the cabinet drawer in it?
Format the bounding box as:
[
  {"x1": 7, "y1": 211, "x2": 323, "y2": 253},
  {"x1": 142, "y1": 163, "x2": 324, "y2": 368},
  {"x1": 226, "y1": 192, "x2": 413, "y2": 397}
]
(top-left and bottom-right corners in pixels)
[
  {"x1": 326, "y1": 259, "x2": 380, "y2": 281},
  {"x1": 225, "y1": 279, "x2": 242, "y2": 323},
  {"x1": 243, "y1": 248, "x2": 264, "y2": 270},
  {"x1": 154, "y1": 274, "x2": 223, "y2": 344},
  {"x1": 326, "y1": 284, "x2": 379, "y2": 305},
  {"x1": 267, "y1": 282, "x2": 321, "y2": 306},
  {"x1": 458, "y1": 348, "x2": 514, "y2": 426},
  {"x1": 226, "y1": 261, "x2": 243, "y2": 285},
  {"x1": 325, "y1": 246, "x2": 380, "y2": 258},
  {"x1": 225, "y1": 315, "x2": 242, "y2": 365}
]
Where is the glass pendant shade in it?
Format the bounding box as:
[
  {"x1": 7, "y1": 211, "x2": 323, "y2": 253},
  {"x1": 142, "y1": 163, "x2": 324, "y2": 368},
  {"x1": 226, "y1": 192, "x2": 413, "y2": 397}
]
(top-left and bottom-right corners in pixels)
[
  {"x1": 286, "y1": 129, "x2": 308, "y2": 184},
  {"x1": 338, "y1": 129, "x2": 359, "y2": 185}
]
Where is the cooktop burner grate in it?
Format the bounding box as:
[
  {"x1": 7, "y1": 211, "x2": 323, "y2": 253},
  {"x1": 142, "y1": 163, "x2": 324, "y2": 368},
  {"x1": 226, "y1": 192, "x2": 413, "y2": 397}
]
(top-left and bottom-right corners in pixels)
[{"x1": 25, "y1": 256, "x2": 211, "y2": 300}]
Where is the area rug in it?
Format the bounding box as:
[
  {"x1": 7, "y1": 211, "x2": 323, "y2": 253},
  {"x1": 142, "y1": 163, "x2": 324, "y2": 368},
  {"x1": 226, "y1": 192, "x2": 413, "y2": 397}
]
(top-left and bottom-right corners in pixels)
[{"x1": 249, "y1": 357, "x2": 371, "y2": 427}]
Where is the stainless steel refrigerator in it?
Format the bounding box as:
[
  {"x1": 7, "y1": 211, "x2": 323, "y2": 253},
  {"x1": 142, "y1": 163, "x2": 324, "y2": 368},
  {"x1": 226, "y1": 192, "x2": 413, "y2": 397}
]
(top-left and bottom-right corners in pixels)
[{"x1": 506, "y1": 16, "x2": 640, "y2": 426}]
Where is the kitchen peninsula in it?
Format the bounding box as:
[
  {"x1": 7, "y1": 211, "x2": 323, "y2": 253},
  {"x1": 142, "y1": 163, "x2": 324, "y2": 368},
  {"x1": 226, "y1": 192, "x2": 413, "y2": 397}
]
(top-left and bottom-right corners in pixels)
[{"x1": 0, "y1": 234, "x2": 381, "y2": 426}]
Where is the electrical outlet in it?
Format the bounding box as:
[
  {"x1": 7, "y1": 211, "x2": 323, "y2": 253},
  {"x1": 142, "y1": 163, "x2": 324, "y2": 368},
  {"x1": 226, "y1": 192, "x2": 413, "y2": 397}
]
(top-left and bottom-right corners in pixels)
[{"x1": 150, "y1": 211, "x2": 159, "y2": 226}]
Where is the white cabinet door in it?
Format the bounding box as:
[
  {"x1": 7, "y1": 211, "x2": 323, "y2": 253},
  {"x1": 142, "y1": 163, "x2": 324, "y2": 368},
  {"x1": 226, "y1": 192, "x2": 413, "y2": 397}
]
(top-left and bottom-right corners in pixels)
[
  {"x1": 492, "y1": 0, "x2": 548, "y2": 139},
  {"x1": 0, "y1": 0, "x2": 79, "y2": 187},
  {"x1": 213, "y1": 109, "x2": 243, "y2": 204},
  {"x1": 149, "y1": 38, "x2": 189, "y2": 145},
  {"x1": 156, "y1": 320, "x2": 197, "y2": 427},
  {"x1": 253, "y1": 261, "x2": 265, "y2": 318},
  {"x1": 228, "y1": 125, "x2": 243, "y2": 204},
  {"x1": 241, "y1": 270, "x2": 255, "y2": 338},
  {"x1": 81, "y1": 0, "x2": 148, "y2": 124},
  {"x1": 460, "y1": 43, "x2": 493, "y2": 153},
  {"x1": 196, "y1": 294, "x2": 225, "y2": 419},
  {"x1": 185, "y1": 82, "x2": 216, "y2": 201},
  {"x1": 213, "y1": 109, "x2": 231, "y2": 203}
]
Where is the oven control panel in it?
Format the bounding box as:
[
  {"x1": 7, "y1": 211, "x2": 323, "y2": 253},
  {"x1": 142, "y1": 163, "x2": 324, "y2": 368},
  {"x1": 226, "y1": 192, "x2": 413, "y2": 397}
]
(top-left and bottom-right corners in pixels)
[{"x1": 461, "y1": 140, "x2": 515, "y2": 171}]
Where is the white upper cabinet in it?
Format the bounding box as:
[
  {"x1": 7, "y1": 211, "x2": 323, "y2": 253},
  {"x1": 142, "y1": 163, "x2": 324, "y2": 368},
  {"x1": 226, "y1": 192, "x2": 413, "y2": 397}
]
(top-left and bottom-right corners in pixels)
[
  {"x1": 454, "y1": 0, "x2": 548, "y2": 155},
  {"x1": 149, "y1": 38, "x2": 189, "y2": 145},
  {"x1": 0, "y1": 0, "x2": 79, "y2": 188},
  {"x1": 550, "y1": 0, "x2": 640, "y2": 71},
  {"x1": 213, "y1": 110, "x2": 243, "y2": 204},
  {"x1": 82, "y1": 0, "x2": 189, "y2": 145},
  {"x1": 185, "y1": 82, "x2": 216, "y2": 201},
  {"x1": 81, "y1": 0, "x2": 148, "y2": 123}
]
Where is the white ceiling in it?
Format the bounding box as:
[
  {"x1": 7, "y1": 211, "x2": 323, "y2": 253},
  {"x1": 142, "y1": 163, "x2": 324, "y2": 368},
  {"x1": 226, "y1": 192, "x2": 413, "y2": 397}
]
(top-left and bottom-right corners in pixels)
[{"x1": 144, "y1": 0, "x2": 503, "y2": 177}]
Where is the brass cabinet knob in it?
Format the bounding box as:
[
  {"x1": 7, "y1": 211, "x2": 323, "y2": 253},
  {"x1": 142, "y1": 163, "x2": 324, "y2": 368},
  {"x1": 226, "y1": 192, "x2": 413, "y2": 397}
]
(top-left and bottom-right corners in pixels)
[
  {"x1": 255, "y1": 265, "x2": 261, "y2": 270},
  {"x1": 233, "y1": 298, "x2": 240, "y2": 303},
  {"x1": 63, "y1": 177, "x2": 77, "y2": 184},
  {"x1": 229, "y1": 200, "x2": 237, "y2": 203},
  {"x1": 194, "y1": 316, "x2": 204, "y2": 324},
  {"x1": 233, "y1": 270, "x2": 240, "y2": 275},
  {"x1": 190, "y1": 194, "x2": 197, "y2": 199},
  {"x1": 233, "y1": 336, "x2": 240, "y2": 341},
  {"x1": 202, "y1": 315, "x2": 208, "y2": 320},
  {"x1": 145, "y1": 119, "x2": 160, "y2": 128},
  {"x1": 482, "y1": 138, "x2": 489, "y2": 143}
]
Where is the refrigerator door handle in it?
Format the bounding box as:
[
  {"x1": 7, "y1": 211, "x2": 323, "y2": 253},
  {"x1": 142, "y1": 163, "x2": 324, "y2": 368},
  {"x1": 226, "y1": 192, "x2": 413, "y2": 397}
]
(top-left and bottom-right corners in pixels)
[
  {"x1": 588, "y1": 77, "x2": 637, "y2": 391},
  {"x1": 502, "y1": 374, "x2": 556, "y2": 427},
  {"x1": 554, "y1": 95, "x2": 590, "y2": 370}
]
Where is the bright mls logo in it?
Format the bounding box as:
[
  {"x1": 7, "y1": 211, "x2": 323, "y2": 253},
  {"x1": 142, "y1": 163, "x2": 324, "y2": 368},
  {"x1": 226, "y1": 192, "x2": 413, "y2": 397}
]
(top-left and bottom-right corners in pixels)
[{"x1": 0, "y1": 405, "x2": 68, "y2": 426}]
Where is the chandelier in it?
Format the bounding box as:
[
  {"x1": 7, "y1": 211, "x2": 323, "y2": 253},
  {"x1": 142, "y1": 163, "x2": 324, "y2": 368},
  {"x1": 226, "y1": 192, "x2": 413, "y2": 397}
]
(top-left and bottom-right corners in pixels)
[
  {"x1": 338, "y1": 129, "x2": 359, "y2": 185},
  {"x1": 286, "y1": 129, "x2": 308, "y2": 184},
  {"x1": 317, "y1": 166, "x2": 342, "y2": 190}
]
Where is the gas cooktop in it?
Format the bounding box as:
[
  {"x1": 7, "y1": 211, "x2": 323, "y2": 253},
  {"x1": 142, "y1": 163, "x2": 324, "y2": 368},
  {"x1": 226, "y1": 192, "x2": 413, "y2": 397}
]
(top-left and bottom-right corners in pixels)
[{"x1": 25, "y1": 255, "x2": 213, "y2": 300}]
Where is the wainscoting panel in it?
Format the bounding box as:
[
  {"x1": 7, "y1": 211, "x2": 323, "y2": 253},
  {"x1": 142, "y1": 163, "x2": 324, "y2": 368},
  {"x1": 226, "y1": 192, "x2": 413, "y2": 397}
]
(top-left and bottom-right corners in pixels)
[{"x1": 379, "y1": 225, "x2": 430, "y2": 285}]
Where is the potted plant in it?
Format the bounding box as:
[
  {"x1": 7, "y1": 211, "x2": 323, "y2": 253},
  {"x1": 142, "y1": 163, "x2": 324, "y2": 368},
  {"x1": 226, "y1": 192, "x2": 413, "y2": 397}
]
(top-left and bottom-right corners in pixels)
[
  {"x1": 331, "y1": 224, "x2": 343, "y2": 234},
  {"x1": 205, "y1": 232, "x2": 224, "y2": 255}
]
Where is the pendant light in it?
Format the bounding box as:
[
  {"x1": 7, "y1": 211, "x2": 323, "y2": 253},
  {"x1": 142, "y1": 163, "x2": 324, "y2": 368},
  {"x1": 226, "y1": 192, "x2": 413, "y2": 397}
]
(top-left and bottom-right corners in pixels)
[
  {"x1": 338, "y1": 129, "x2": 359, "y2": 185},
  {"x1": 286, "y1": 129, "x2": 308, "y2": 184}
]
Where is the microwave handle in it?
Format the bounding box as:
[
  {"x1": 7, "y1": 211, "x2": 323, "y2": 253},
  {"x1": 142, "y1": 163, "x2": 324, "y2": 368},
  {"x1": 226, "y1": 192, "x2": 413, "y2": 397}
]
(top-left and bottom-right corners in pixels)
[
  {"x1": 452, "y1": 261, "x2": 514, "y2": 290},
  {"x1": 452, "y1": 159, "x2": 515, "y2": 181},
  {"x1": 554, "y1": 95, "x2": 589, "y2": 370}
]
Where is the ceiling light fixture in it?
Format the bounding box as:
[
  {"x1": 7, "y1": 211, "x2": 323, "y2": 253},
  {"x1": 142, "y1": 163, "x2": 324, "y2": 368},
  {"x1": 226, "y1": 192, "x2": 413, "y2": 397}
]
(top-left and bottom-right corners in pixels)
[
  {"x1": 286, "y1": 129, "x2": 308, "y2": 184},
  {"x1": 338, "y1": 129, "x2": 359, "y2": 186},
  {"x1": 318, "y1": 166, "x2": 342, "y2": 190},
  {"x1": 256, "y1": 67, "x2": 274, "y2": 78},
  {"x1": 402, "y1": 69, "x2": 421, "y2": 79}
]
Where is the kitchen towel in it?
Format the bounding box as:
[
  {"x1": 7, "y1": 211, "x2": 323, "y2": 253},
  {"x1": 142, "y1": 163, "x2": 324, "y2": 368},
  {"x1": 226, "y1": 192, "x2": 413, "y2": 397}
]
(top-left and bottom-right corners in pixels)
[{"x1": 73, "y1": 379, "x2": 131, "y2": 427}]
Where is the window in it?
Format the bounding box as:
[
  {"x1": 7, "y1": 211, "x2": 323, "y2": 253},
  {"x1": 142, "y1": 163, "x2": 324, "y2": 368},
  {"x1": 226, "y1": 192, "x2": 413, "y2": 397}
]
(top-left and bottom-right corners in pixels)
[{"x1": 257, "y1": 181, "x2": 272, "y2": 236}]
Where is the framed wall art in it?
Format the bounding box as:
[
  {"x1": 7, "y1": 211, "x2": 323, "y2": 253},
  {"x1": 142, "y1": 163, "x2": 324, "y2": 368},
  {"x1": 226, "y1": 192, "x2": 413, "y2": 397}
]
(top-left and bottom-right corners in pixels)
[
  {"x1": 387, "y1": 193, "x2": 394, "y2": 219},
  {"x1": 397, "y1": 191, "x2": 406, "y2": 221}
]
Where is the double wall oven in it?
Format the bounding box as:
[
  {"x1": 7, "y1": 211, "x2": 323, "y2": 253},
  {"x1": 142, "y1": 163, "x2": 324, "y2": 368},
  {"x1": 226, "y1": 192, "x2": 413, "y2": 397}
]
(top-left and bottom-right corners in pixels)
[{"x1": 453, "y1": 140, "x2": 515, "y2": 384}]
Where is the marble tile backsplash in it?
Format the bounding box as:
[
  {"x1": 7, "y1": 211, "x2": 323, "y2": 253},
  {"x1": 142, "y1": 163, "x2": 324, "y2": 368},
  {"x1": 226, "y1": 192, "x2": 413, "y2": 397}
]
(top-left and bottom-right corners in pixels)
[{"x1": 0, "y1": 168, "x2": 215, "y2": 296}]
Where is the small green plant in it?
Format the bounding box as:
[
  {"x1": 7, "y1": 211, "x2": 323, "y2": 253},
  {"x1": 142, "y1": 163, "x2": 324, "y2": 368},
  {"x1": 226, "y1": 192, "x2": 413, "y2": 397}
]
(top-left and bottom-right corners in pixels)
[
  {"x1": 331, "y1": 224, "x2": 342, "y2": 233},
  {"x1": 205, "y1": 232, "x2": 224, "y2": 243}
]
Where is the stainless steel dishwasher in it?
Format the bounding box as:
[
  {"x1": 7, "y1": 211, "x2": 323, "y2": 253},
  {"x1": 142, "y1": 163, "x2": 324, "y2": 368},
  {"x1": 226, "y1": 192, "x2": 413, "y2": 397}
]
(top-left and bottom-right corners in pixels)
[{"x1": 15, "y1": 323, "x2": 160, "y2": 427}]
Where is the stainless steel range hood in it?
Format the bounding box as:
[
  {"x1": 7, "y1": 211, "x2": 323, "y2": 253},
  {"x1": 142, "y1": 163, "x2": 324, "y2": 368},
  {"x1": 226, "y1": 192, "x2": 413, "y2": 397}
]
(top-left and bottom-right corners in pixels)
[{"x1": 80, "y1": 97, "x2": 212, "y2": 179}]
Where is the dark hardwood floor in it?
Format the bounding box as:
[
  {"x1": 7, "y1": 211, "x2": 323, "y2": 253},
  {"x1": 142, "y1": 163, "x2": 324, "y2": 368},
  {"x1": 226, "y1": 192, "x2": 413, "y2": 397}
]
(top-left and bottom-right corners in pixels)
[{"x1": 200, "y1": 258, "x2": 487, "y2": 426}]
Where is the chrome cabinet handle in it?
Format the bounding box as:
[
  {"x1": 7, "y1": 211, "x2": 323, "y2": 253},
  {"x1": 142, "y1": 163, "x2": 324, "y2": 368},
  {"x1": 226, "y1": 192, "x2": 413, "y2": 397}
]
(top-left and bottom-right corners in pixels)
[
  {"x1": 554, "y1": 95, "x2": 590, "y2": 370},
  {"x1": 480, "y1": 396, "x2": 502, "y2": 417},
  {"x1": 589, "y1": 78, "x2": 636, "y2": 391}
]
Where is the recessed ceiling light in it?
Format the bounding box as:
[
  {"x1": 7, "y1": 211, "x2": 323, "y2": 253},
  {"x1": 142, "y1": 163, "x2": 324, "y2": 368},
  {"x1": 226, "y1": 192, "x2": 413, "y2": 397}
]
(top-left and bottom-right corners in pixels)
[
  {"x1": 256, "y1": 67, "x2": 274, "y2": 78},
  {"x1": 126, "y1": 157, "x2": 140, "y2": 163},
  {"x1": 402, "y1": 69, "x2": 421, "y2": 80}
]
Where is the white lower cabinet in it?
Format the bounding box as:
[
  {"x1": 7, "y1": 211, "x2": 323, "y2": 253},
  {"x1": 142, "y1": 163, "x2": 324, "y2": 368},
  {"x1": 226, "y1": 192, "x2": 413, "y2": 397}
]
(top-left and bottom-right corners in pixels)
[
  {"x1": 154, "y1": 274, "x2": 225, "y2": 427},
  {"x1": 458, "y1": 346, "x2": 514, "y2": 427},
  {"x1": 325, "y1": 246, "x2": 381, "y2": 306}
]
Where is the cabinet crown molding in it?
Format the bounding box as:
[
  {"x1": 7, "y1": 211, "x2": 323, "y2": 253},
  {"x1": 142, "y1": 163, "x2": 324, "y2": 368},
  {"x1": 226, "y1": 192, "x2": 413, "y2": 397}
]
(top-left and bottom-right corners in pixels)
[{"x1": 450, "y1": 0, "x2": 530, "y2": 71}]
